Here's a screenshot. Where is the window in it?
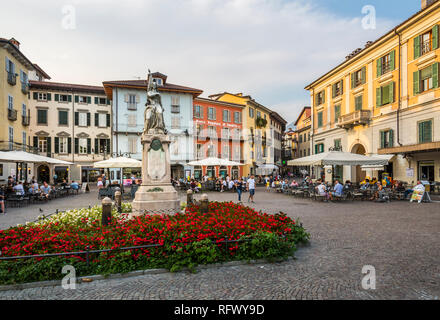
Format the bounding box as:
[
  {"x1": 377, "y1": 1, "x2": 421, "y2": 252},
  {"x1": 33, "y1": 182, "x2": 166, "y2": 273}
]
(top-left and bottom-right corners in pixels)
[
  {"x1": 196, "y1": 124, "x2": 203, "y2": 137},
  {"x1": 171, "y1": 116, "x2": 180, "y2": 129},
  {"x1": 22, "y1": 132, "x2": 26, "y2": 150},
  {"x1": 249, "y1": 108, "x2": 254, "y2": 118},
  {"x1": 8, "y1": 95, "x2": 13, "y2": 109},
  {"x1": 222, "y1": 144, "x2": 230, "y2": 159},
  {"x1": 377, "y1": 51, "x2": 395, "y2": 77},
  {"x1": 257, "y1": 111, "x2": 261, "y2": 119},
  {"x1": 79, "y1": 112, "x2": 87, "y2": 126},
  {"x1": 98, "y1": 113, "x2": 107, "y2": 127},
  {"x1": 332, "y1": 80, "x2": 343, "y2": 98},
  {"x1": 223, "y1": 110, "x2": 230, "y2": 122},
  {"x1": 59, "y1": 137, "x2": 68, "y2": 154},
  {"x1": 376, "y1": 82, "x2": 395, "y2": 106},
  {"x1": 414, "y1": 63, "x2": 439, "y2": 95},
  {"x1": 59, "y1": 94, "x2": 70, "y2": 102},
  {"x1": 418, "y1": 120, "x2": 432, "y2": 143},
  {"x1": 222, "y1": 128, "x2": 230, "y2": 140},
  {"x1": 380, "y1": 130, "x2": 394, "y2": 148},
  {"x1": 355, "y1": 95, "x2": 363, "y2": 111},
  {"x1": 128, "y1": 137, "x2": 138, "y2": 154},
  {"x1": 59, "y1": 110, "x2": 68, "y2": 125},
  {"x1": 194, "y1": 105, "x2": 203, "y2": 118},
  {"x1": 422, "y1": 31, "x2": 432, "y2": 55},
  {"x1": 127, "y1": 114, "x2": 137, "y2": 127},
  {"x1": 97, "y1": 97, "x2": 107, "y2": 105},
  {"x1": 207, "y1": 144, "x2": 215, "y2": 157},
  {"x1": 299, "y1": 134, "x2": 303, "y2": 143},
  {"x1": 196, "y1": 144, "x2": 202, "y2": 158},
  {"x1": 37, "y1": 109, "x2": 48, "y2": 124},
  {"x1": 316, "y1": 90, "x2": 325, "y2": 105},
  {"x1": 22, "y1": 104, "x2": 27, "y2": 117},
  {"x1": 334, "y1": 139, "x2": 342, "y2": 149},
  {"x1": 78, "y1": 96, "x2": 89, "y2": 104},
  {"x1": 317, "y1": 111, "x2": 323, "y2": 128},
  {"x1": 79, "y1": 138, "x2": 87, "y2": 154},
  {"x1": 38, "y1": 92, "x2": 48, "y2": 101},
  {"x1": 153, "y1": 78, "x2": 163, "y2": 86},
  {"x1": 39, "y1": 137, "x2": 47, "y2": 153},
  {"x1": 351, "y1": 67, "x2": 366, "y2": 88},
  {"x1": 233, "y1": 129, "x2": 241, "y2": 141},
  {"x1": 127, "y1": 94, "x2": 137, "y2": 110},
  {"x1": 207, "y1": 107, "x2": 216, "y2": 120},
  {"x1": 334, "y1": 105, "x2": 341, "y2": 123},
  {"x1": 234, "y1": 111, "x2": 241, "y2": 124},
  {"x1": 414, "y1": 26, "x2": 439, "y2": 59},
  {"x1": 8, "y1": 127, "x2": 13, "y2": 150},
  {"x1": 315, "y1": 143, "x2": 324, "y2": 154},
  {"x1": 171, "y1": 97, "x2": 180, "y2": 113},
  {"x1": 207, "y1": 126, "x2": 216, "y2": 138}
]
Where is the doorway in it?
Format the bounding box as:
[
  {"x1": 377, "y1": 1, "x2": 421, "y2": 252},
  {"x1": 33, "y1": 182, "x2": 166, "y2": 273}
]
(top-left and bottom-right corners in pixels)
[
  {"x1": 37, "y1": 164, "x2": 50, "y2": 184},
  {"x1": 351, "y1": 144, "x2": 367, "y2": 183},
  {"x1": 418, "y1": 161, "x2": 434, "y2": 182}
]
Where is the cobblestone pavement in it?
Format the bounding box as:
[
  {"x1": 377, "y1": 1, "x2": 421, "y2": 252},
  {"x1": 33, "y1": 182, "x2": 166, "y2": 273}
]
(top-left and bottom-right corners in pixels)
[{"x1": 1, "y1": 188, "x2": 439, "y2": 300}]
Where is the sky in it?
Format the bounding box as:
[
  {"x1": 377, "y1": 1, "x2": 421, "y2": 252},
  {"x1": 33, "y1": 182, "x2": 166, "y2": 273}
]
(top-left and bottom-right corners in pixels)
[{"x1": 1, "y1": 0, "x2": 421, "y2": 125}]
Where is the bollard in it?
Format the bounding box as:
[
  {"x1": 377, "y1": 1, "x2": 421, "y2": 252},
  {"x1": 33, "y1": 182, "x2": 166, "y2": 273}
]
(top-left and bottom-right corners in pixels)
[
  {"x1": 199, "y1": 193, "x2": 209, "y2": 214},
  {"x1": 115, "y1": 190, "x2": 122, "y2": 213},
  {"x1": 187, "y1": 189, "x2": 193, "y2": 205},
  {"x1": 101, "y1": 197, "x2": 112, "y2": 226}
]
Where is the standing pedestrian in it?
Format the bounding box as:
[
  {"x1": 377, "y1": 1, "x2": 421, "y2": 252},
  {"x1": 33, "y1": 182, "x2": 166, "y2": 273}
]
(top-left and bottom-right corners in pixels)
[
  {"x1": 247, "y1": 175, "x2": 256, "y2": 203},
  {"x1": 236, "y1": 178, "x2": 244, "y2": 202}
]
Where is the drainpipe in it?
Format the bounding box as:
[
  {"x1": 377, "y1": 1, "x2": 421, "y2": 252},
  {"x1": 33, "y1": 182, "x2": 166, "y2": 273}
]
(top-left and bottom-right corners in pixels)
[{"x1": 395, "y1": 28, "x2": 403, "y2": 146}]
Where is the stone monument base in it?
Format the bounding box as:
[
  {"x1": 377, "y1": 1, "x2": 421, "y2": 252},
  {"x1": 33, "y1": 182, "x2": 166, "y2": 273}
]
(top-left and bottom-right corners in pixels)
[{"x1": 131, "y1": 184, "x2": 180, "y2": 218}]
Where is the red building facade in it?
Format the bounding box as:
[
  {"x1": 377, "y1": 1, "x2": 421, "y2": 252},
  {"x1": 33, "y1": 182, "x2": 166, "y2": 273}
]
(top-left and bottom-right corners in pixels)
[{"x1": 193, "y1": 97, "x2": 244, "y2": 179}]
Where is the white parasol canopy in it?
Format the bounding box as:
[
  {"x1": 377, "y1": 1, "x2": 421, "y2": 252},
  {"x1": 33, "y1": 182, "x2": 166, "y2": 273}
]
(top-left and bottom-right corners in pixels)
[
  {"x1": 287, "y1": 151, "x2": 390, "y2": 167},
  {"x1": 0, "y1": 151, "x2": 73, "y2": 165},
  {"x1": 93, "y1": 157, "x2": 142, "y2": 168},
  {"x1": 187, "y1": 157, "x2": 244, "y2": 167}
]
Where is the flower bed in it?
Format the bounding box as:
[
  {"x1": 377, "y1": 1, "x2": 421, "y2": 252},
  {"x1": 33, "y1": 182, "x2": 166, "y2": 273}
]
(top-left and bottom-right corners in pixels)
[{"x1": 0, "y1": 202, "x2": 309, "y2": 285}]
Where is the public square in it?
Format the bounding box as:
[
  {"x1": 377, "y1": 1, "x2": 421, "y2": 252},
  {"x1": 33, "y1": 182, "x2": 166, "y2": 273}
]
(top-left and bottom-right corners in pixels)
[{"x1": 0, "y1": 187, "x2": 439, "y2": 300}]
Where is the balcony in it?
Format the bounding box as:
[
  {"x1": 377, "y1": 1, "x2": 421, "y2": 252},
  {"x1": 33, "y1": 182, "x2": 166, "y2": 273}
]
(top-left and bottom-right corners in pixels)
[
  {"x1": 7, "y1": 72, "x2": 16, "y2": 86},
  {"x1": 7, "y1": 108, "x2": 17, "y2": 121},
  {"x1": 21, "y1": 82, "x2": 29, "y2": 94},
  {"x1": 337, "y1": 110, "x2": 371, "y2": 129},
  {"x1": 22, "y1": 115, "x2": 30, "y2": 126}
]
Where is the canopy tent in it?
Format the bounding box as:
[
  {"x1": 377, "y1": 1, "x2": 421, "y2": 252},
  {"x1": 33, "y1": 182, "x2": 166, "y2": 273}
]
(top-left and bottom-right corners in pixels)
[
  {"x1": 187, "y1": 157, "x2": 243, "y2": 167},
  {"x1": 93, "y1": 157, "x2": 142, "y2": 168},
  {"x1": 361, "y1": 154, "x2": 395, "y2": 171},
  {"x1": 0, "y1": 151, "x2": 72, "y2": 165},
  {"x1": 287, "y1": 151, "x2": 390, "y2": 167},
  {"x1": 256, "y1": 163, "x2": 279, "y2": 176}
]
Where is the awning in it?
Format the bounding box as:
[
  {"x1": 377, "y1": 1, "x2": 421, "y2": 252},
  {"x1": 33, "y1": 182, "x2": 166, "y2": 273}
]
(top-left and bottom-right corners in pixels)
[
  {"x1": 360, "y1": 154, "x2": 394, "y2": 171},
  {"x1": 93, "y1": 157, "x2": 142, "y2": 168},
  {"x1": 0, "y1": 151, "x2": 73, "y2": 165},
  {"x1": 187, "y1": 157, "x2": 244, "y2": 166},
  {"x1": 361, "y1": 165, "x2": 385, "y2": 171},
  {"x1": 287, "y1": 151, "x2": 389, "y2": 167}
]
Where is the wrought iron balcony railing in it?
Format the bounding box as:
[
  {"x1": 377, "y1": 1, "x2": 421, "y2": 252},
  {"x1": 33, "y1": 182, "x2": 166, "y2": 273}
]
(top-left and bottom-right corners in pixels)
[
  {"x1": 7, "y1": 72, "x2": 16, "y2": 86},
  {"x1": 8, "y1": 108, "x2": 17, "y2": 121}
]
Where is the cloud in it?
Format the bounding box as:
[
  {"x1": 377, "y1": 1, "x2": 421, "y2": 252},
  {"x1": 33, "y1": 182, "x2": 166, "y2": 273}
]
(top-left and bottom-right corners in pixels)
[{"x1": 1, "y1": 0, "x2": 397, "y2": 123}]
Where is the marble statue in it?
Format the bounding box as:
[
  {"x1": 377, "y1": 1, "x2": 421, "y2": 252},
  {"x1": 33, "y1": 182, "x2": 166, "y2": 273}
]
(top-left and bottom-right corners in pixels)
[{"x1": 144, "y1": 69, "x2": 166, "y2": 134}]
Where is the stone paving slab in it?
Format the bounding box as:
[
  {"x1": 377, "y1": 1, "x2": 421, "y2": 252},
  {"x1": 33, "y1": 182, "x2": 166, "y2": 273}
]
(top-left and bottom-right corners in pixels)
[{"x1": 0, "y1": 188, "x2": 439, "y2": 300}]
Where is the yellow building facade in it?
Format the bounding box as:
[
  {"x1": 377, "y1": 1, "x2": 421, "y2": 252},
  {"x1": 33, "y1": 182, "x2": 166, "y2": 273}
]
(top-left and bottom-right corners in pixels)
[
  {"x1": 306, "y1": 1, "x2": 440, "y2": 184},
  {"x1": 209, "y1": 92, "x2": 272, "y2": 176}
]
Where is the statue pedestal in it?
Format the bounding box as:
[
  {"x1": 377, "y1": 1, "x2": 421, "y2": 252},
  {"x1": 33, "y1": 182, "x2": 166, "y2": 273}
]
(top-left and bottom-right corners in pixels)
[{"x1": 131, "y1": 133, "x2": 180, "y2": 218}]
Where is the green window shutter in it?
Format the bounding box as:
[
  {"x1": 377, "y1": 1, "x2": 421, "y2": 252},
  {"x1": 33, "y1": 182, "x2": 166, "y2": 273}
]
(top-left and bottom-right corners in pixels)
[
  {"x1": 94, "y1": 97, "x2": 98, "y2": 104},
  {"x1": 425, "y1": 121, "x2": 432, "y2": 142},
  {"x1": 46, "y1": 137, "x2": 51, "y2": 156},
  {"x1": 361, "y1": 67, "x2": 366, "y2": 84},
  {"x1": 376, "y1": 87, "x2": 382, "y2": 107},
  {"x1": 107, "y1": 99, "x2": 110, "y2": 105},
  {"x1": 87, "y1": 113, "x2": 91, "y2": 126},
  {"x1": 432, "y1": 62, "x2": 439, "y2": 88},
  {"x1": 322, "y1": 90, "x2": 325, "y2": 103},
  {"x1": 74, "y1": 112, "x2": 79, "y2": 126},
  {"x1": 414, "y1": 36, "x2": 421, "y2": 59},
  {"x1": 87, "y1": 96, "x2": 91, "y2": 104},
  {"x1": 106, "y1": 113, "x2": 110, "y2": 127},
  {"x1": 106, "y1": 139, "x2": 111, "y2": 153},
  {"x1": 389, "y1": 130, "x2": 394, "y2": 148},
  {"x1": 317, "y1": 111, "x2": 323, "y2": 127},
  {"x1": 68, "y1": 95, "x2": 72, "y2": 102},
  {"x1": 340, "y1": 80, "x2": 343, "y2": 94},
  {"x1": 389, "y1": 82, "x2": 395, "y2": 103},
  {"x1": 55, "y1": 94, "x2": 59, "y2": 101},
  {"x1": 68, "y1": 137, "x2": 72, "y2": 154},
  {"x1": 433, "y1": 25, "x2": 439, "y2": 50},
  {"x1": 418, "y1": 122, "x2": 423, "y2": 143},
  {"x1": 390, "y1": 50, "x2": 395, "y2": 71},
  {"x1": 377, "y1": 58, "x2": 382, "y2": 77},
  {"x1": 54, "y1": 137, "x2": 59, "y2": 154},
  {"x1": 355, "y1": 95, "x2": 363, "y2": 111},
  {"x1": 33, "y1": 136, "x2": 38, "y2": 149},
  {"x1": 95, "y1": 138, "x2": 99, "y2": 154},
  {"x1": 314, "y1": 144, "x2": 318, "y2": 154},
  {"x1": 95, "y1": 113, "x2": 99, "y2": 126},
  {"x1": 332, "y1": 84, "x2": 336, "y2": 98},
  {"x1": 33, "y1": 92, "x2": 38, "y2": 100},
  {"x1": 74, "y1": 138, "x2": 79, "y2": 154},
  {"x1": 74, "y1": 95, "x2": 79, "y2": 103},
  {"x1": 351, "y1": 73, "x2": 355, "y2": 89},
  {"x1": 413, "y1": 71, "x2": 420, "y2": 95},
  {"x1": 47, "y1": 93, "x2": 51, "y2": 101},
  {"x1": 87, "y1": 138, "x2": 91, "y2": 154},
  {"x1": 380, "y1": 131, "x2": 385, "y2": 149}
]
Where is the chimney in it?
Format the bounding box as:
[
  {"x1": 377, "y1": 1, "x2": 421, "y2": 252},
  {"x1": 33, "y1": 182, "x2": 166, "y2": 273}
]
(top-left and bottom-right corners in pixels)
[
  {"x1": 422, "y1": 0, "x2": 438, "y2": 9},
  {"x1": 9, "y1": 38, "x2": 20, "y2": 49}
]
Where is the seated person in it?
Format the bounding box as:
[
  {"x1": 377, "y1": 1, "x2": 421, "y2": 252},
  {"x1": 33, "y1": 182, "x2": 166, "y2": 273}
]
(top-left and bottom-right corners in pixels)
[
  {"x1": 13, "y1": 182, "x2": 25, "y2": 196},
  {"x1": 315, "y1": 180, "x2": 328, "y2": 200},
  {"x1": 60, "y1": 179, "x2": 68, "y2": 188},
  {"x1": 290, "y1": 180, "x2": 299, "y2": 188},
  {"x1": 360, "y1": 179, "x2": 370, "y2": 190},
  {"x1": 40, "y1": 182, "x2": 52, "y2": 199},
  {"x1": 228, "y1": 179, "x2": 235, "y2": 191},
  {"x1": 404, "y1": 181, "x2": 425, "y2": 199},
  {"x1": 329, "y1": 180, "x2": 343, "y2": 200},
  {"x1": 70, "y1": 180, "x2": 80, "y2": 190}
]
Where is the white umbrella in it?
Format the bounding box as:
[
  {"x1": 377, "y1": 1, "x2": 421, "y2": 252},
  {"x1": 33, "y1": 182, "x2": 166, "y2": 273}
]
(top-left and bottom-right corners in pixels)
[
  {"x1": 287, "y1": 151, "x2": 389, "y2": 167},
  {"x1": 187, "y1": 157, "x2": 243, "y2": 166},
  {"x1": 93, "y1": 157, "x2": 142, "y2": 168},
  {"x1": 0, "y1": 151, "x2": 72, "y2": 164}
]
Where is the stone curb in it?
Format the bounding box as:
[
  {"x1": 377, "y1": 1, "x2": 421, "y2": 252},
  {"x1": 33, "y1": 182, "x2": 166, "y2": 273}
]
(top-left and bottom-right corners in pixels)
[{"x1": 0, "y1": 255, "x2": 300, "y2": 292}]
